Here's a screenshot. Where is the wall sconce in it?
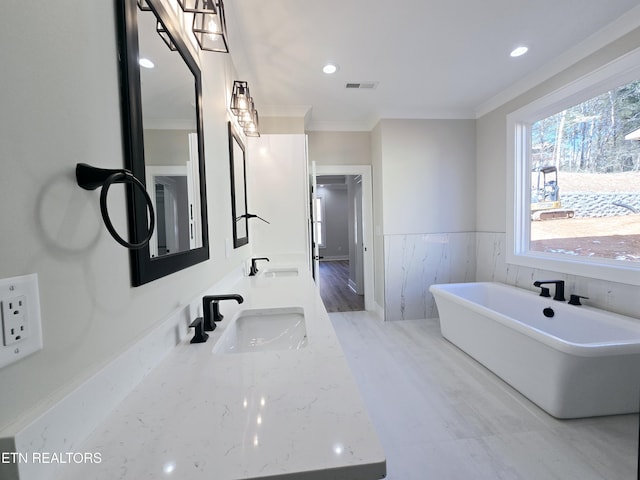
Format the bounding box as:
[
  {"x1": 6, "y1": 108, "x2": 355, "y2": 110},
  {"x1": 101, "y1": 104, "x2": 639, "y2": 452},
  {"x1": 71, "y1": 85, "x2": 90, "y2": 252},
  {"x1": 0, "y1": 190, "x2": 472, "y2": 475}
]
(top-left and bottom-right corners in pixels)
[
  {"x1": 137, "y1": 1, "x2": 176, "y2": 51},
  {"x1": 230, "y1": 81, "x2": 260, "y2": 137},
  {"x1": 230, "y1": 81, "x2": 251, "y2": 116},
  {"x1": 156, "y1": 20, "x2": 177, "y2": 51},
  {"x1": 177, "y1": 0, "x2": 214, "y2": 13},
  {"x1": 137, "y1": 0, "x2": 151, "y2": 10},
  {"x1": 183, "y1": 0, "x2": 229, "y2": 53}
]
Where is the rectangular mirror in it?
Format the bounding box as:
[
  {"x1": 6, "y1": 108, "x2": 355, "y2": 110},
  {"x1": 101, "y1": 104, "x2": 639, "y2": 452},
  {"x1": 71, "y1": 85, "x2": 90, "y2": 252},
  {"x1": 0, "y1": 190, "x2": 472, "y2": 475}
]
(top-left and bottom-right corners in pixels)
[
  {"x1": 228, "y1": 122, "x2": 249, "y2": 248},
  {"x1": 116, "y1": 0, "x2": 209, "y2": 285}
]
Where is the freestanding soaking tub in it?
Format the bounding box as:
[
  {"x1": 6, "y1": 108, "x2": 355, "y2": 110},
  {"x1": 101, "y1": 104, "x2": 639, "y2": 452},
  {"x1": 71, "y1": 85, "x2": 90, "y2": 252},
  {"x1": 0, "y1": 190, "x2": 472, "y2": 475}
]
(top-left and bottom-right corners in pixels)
[{"x1": 429, "y1": 281, "x2": 640, "y2": 418}]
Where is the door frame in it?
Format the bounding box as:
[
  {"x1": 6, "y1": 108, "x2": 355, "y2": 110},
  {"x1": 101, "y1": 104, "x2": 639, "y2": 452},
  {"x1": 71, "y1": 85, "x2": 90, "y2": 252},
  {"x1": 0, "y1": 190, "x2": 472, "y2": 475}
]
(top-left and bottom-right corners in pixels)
[{"x1": 315, "y1": 165, "x2": 375, "y2": 312}]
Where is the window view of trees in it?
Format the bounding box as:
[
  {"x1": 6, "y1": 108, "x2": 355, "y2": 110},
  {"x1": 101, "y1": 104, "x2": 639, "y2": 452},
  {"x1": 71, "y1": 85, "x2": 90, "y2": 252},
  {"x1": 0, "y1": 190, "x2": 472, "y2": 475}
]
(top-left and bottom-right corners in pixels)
[
  {"x1": 531, "y1": 80, "x2": 640, "y2": 173},
  {"x1": 529, "y1": 79, "x2": 640, "y2": 263}
]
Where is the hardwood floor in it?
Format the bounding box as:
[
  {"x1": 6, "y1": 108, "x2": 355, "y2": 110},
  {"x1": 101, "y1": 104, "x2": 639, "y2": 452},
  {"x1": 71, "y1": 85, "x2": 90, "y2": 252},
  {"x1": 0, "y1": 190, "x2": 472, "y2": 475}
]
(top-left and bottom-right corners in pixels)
[
  {"x1": 330, "y1": 311, "x2": 637, "y2": 480},
  {"x1": 318, "y1": 260, "x2": 364, "y2": 312}
]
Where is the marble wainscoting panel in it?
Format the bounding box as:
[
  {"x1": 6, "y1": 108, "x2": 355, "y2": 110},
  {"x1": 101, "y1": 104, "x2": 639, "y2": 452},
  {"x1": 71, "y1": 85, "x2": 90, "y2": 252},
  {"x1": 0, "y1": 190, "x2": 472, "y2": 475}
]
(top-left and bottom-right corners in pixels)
[
  {"x1": 384, "y1": 233, "x2": 476, "y2": 321},
  {"x1": 475, "y1": 232, "x2": 640, "y2": 319}
]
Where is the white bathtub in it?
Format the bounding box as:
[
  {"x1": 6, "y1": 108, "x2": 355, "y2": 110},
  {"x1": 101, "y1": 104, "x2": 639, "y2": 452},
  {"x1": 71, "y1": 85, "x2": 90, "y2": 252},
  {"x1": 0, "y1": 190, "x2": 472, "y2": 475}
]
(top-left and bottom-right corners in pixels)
[{"x1": 429, "y1": 281, "x2": 640, "y2": 419}]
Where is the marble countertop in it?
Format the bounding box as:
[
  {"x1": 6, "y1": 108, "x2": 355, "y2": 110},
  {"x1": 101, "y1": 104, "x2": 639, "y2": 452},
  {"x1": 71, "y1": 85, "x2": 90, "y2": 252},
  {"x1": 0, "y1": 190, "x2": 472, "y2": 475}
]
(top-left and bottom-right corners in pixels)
[{"x1": 53, "y1": 266, "x2": 386, "y2": 480}]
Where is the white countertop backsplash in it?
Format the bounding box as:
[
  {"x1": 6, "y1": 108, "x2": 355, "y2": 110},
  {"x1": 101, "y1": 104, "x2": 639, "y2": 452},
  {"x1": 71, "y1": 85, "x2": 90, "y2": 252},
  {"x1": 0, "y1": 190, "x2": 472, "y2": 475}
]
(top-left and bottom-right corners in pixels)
[{"x1": 39, "y1": 264, "x2": 386, "y2": 480}]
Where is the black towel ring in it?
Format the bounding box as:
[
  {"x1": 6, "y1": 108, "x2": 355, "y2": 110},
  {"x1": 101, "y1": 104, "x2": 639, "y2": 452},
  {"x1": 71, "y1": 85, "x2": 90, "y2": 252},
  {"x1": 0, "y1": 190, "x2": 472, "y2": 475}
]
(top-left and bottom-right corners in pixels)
[{"x1": 76, "y1": 163, "x2": 155, "y2": 250}]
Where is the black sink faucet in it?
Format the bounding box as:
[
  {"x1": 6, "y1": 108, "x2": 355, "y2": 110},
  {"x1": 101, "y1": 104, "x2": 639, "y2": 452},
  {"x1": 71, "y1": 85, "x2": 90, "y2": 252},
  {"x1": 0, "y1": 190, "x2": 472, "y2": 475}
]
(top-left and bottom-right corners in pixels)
[
  {"x1": 533, "y1": 280, "x2": 565, "y2": 301},
  {"x1": 202, "y1": 294, "x2": 244, "y2": 331},
  {"x1": 249, "y1": 257, "x2": 270, "y2": 276}
]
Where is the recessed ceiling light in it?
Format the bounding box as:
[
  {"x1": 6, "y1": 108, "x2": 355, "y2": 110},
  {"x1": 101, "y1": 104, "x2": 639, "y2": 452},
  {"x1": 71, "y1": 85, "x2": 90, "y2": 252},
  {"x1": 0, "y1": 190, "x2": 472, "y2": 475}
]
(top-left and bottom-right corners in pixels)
[
  {"x1": 139, "y1": 58, "x2": 155, "y2": 69},
  {"x1": 510, "y1": 46, "x2": 528, "y2": 58},
  {"x1": 322, "y1": 63, "x2": 338, "y2": 74}
]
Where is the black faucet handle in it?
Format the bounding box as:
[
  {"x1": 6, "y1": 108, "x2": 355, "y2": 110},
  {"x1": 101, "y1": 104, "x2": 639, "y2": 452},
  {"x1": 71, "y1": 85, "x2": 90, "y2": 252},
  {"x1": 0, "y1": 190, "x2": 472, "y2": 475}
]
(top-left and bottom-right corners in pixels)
[
  {"x1": 533, "y1": 280, "x2": 565, "y2": 301},
  {"x1": 189, "y1": 317, "x2": 209, "y2": 344},
  {"x1": 568, "y1": 294, "x2": 589, "y2": 306},
  {"x1": 203, "y1": 302, "x2": 221, "y2": 331}
]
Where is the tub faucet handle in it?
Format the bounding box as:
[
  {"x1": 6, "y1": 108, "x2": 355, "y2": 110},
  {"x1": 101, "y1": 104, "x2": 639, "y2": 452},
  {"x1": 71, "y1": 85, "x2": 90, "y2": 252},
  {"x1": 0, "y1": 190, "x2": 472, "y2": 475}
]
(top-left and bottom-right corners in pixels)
[
  {"x1": 568, "y1": 294, "x2": 589, "y2": 306},
  {"x1": 533, "y1": 281, "x2": 551, "y2": 298},
  {"x1": 533, "y1": 280, "x2": 565, "y2": 301}
]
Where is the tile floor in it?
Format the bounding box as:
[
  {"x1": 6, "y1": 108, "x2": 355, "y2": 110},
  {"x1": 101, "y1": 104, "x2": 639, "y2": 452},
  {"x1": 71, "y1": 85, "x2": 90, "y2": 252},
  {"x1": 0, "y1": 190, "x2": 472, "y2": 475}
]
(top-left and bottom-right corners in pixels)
[{"x1": 330, "y1": 311, "x2": 638, "y2": 480}]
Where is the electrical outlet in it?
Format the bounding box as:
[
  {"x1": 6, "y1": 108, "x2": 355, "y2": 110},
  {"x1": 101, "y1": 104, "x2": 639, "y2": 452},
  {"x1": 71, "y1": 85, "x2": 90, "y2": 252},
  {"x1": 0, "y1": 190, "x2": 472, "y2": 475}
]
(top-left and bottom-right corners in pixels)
[
  {"x1": 1, "y1": 295, "x2": 28, "y2": 345},
  {"x1": 0, "y1": 274, "x2": 42, "y2": 369}
]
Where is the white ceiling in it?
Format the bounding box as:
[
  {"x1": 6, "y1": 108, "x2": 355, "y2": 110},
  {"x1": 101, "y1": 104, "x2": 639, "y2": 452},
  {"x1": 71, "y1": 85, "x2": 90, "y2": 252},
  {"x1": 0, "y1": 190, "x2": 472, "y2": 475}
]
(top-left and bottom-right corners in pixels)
[{"x1": 225, "y1": 0, "x2": 640, "y2": 131}]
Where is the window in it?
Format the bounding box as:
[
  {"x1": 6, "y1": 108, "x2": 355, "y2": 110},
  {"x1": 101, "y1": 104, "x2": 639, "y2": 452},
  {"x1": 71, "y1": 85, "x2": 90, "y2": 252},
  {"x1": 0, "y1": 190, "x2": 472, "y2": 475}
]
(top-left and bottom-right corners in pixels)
[
  {"x1": 507, "y1": 48, "x2": 640, "y2": 285},
  {"x1": 314, "y1": 195, "x2": 326, "y2": 247}
]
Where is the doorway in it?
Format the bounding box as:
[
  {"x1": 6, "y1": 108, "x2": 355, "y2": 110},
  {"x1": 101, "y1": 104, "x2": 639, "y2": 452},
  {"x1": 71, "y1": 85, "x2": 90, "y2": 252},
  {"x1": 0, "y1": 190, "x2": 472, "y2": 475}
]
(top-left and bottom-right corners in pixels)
[
  {"x1": 316, "y1": 175, "x2": 364, "y2": 312},
  {"x1": 313, "y1": 165, "x2": 374, "y2": 312}
]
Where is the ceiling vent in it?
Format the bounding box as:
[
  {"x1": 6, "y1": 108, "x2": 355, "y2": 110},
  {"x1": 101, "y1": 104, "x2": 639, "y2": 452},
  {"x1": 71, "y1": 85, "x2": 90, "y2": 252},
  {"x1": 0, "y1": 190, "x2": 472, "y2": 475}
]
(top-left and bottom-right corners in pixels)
[{"x1": 345, "y1": 82, "x2": 378, "y2": 89}]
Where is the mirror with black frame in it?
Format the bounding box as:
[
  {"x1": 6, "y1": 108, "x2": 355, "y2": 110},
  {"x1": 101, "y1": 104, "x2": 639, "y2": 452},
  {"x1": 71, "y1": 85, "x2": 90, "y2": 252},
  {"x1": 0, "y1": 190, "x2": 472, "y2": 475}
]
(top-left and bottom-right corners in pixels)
[
  {"x1": 116, "y1": 0, "x2": 209, "y2": 286},
  {"x1": 228, "y1": 122, "x2": 249, "y2": 248}
]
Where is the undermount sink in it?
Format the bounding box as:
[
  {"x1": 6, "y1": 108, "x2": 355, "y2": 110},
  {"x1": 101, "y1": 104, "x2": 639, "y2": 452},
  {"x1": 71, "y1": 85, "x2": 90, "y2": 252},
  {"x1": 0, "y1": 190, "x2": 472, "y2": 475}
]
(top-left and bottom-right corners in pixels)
[
  {"x1": 262, "y1": 267, "x2": 299, "y2": 278},
  {"x1": 213, "y1": 307, "x2": 307, "y2": 354}
]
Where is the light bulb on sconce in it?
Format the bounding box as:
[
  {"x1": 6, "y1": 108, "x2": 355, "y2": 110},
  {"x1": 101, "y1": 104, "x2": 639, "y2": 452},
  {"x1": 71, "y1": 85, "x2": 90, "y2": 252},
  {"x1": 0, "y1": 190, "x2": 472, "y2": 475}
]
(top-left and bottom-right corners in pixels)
[
  {"x1": 238, "y1": 110, "x2": 252, "y2": 125},
  {"x1": 236, "y1": 95, "x2": 249, "y2": 112},
  {"x1": 231, "y1": 81, "x2": 251, "y2": 115},
  {"x1": 243, "y1": 110, "x2": 260, "y2": 137},
  {"x1": 207, "y1": 19, "x2": 219, "y2": 33},
  {"x1": 238, "y1": 98, "x2": 255, "y2": 125},
  {"x1": 188, "y1": 0, "x2": 229, "y2": 53}
]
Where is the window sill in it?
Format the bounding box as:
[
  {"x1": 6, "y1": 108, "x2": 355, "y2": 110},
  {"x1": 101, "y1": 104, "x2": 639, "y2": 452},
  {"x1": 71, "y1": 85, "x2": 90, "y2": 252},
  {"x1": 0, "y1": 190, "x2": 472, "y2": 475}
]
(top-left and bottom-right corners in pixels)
[{"x1": 505, "y1": 248, "x2": 640, "y2": 286}]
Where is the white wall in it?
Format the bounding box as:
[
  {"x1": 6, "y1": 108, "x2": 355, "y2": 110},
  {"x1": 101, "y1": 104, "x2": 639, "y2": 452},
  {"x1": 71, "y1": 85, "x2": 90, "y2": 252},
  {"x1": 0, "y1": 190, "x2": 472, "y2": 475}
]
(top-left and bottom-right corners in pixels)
[
  {"x1": 371, "y1": 124, "x2": 385, "y2": 310},
  {"x1": 379, "y1": 119, "x2": 476, "y2": 235},
  {"x1": 144, "y1": 129, "x2": 192, "y2": 167},
  {"x1": 308, "y1": 131, "x2": 371, "y2": 166},
  {"x1": 246, "y1": 134, "x2": 309, "y2": 260},
  {"x1": 260, "y1": 116, "x2": 306, "y2": 134},
  {"x1": 0, "y1": 0, "x2": 248, "y2": 433}
]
